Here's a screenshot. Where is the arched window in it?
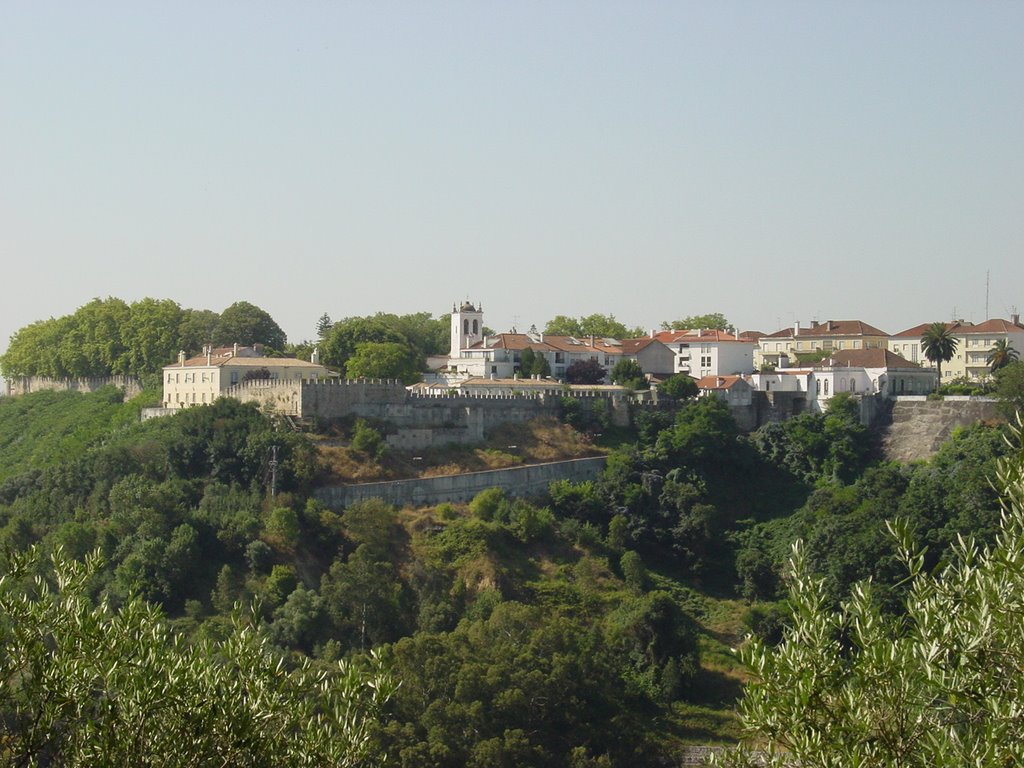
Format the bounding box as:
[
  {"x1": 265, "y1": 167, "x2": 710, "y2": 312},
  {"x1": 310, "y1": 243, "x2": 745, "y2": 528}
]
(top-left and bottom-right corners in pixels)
[
  {"x1": 850, "y1": 379, "x2": 856, "y2": 392},
  {"x1": 464, "y1": 319, "x2": 469, "y2": 334},
  {"x1": 824, "y1": 379, "x2": 830, "y2": 395},
  {"x1": 472, "y1": 319, "x2": 478, "y2": 334}
]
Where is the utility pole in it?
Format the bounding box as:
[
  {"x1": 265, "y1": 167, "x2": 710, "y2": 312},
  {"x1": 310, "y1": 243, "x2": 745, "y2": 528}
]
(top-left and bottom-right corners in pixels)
[{"x1": 268, "y1": 444, "x2": 279, "y2": 497}]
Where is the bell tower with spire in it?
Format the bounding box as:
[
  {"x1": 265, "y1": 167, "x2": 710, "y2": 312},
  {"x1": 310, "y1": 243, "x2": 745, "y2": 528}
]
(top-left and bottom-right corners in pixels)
[{"x1": 451, "y1": 300, "x2": 484, "y2": 356}]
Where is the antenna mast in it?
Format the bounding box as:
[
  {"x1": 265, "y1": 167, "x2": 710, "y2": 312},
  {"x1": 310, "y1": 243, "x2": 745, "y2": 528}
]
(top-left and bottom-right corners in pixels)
[{"x1": 985, "y1": 270, "x2": 990, "y2": 320}]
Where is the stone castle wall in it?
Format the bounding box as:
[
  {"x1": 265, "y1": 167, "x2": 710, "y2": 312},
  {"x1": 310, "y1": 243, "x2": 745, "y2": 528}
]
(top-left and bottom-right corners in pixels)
[{"x1": 4, "y1": 375, "x2": 143, "y2": 399}]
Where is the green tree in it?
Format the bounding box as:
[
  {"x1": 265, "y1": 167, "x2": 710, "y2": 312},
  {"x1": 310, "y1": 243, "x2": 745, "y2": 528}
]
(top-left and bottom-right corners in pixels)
[
  {"x1": 994, "y1": 360, "x2": 1024, "y2": 416},
  {"x1": 721, "y1": 422, "x2": 1024, "y2": 768},
  {"x1": 660, "y1": 313, "x2": 734, "y2": 333},
  {"x1": 658, "y1": 374, "x2": 698, "y2": 401},
  {"x1": 920, "y1": 321, "x2": 959, "y2": 379},
  {"x1": 120, "y1": 298, "x2": 186, "y2": 377},
  {"x1": 0, "y1": 547, "x2": 397, "y2": 767},
  {"x1": 213, "y1": 301, "x2": 287, "y2": 351},
  {"x1": 350, "y1": 418, "x2": 386, "y2": 460},
  {"x1": 610, "y1": 358, "x2": 645, "y2": 389},
  {"x1": 345, "y1": 342, "x2": 421, "y2": 384},
  {"x1": 320, "y1": 316, "x2": 408, "y2": 372},
  {"x1": 177, "y1": 308, "x2": 221, "y2": 356},
  {"x1": 316, "y1": 312, "x2": 334, "y2": 338},
  {"x1": 544, "y1": 314, "x2": 640, "y2": 339},
  {"x1": 987, "y1": 337, "x2": 1019, "y2": 373},
  {"x1": 518, "y1": 347, "x2": 551, "y2": 377}
]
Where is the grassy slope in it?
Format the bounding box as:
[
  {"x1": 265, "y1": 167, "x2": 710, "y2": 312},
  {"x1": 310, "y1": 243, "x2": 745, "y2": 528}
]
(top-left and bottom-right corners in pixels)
[{"x1": 0, "y1": 388, "x2": 157, "y2": 483}]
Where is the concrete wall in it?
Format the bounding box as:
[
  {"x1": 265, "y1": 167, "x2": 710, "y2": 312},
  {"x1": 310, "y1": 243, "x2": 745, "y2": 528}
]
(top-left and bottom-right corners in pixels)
[
  {"x1": 315, "y1": 456, "x2": 608, "y2": 509},
  {"x1": 4, "y1": 375, "x2": 143, "y2": 398},
  {"x1": 881, "y1": 397, "x2": 1003, "y2": 462}
]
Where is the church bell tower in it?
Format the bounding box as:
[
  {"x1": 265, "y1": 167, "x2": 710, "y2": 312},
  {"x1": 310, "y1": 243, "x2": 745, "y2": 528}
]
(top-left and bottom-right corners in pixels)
[{"x1": 451, "y1": 301, "x2": 483, "y2": 356}]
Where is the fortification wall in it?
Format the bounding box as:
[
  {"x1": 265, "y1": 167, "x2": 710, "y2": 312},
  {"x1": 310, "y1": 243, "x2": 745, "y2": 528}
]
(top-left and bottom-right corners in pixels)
[
  {"x1": 882, "y1": 397, "x2": 1004, "y2": 463},
  {"x1": 4, "y1": 375, "x2": 143, "y2": 399},
  {"x1": 297, "y1": 379, "x2": 408, "y2": 419},
  {"x1": 225, "y1": 380, "x2": 303, "y2": 415},
  {"x1": 315, "y1": 456, "x2": 608, "y2": 509}
]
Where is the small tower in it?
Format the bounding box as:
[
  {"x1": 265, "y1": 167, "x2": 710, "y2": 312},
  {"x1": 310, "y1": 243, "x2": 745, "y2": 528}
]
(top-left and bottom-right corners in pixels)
[{"x1": 451, "y1": 300, "x2": 484, "y2": 356}]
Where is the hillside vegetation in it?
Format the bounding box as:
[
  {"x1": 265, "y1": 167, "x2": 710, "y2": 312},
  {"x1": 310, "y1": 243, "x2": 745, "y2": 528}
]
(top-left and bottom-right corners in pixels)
[{"x1": 0, "y1": 388, "x2": 1013, "y2": 764}]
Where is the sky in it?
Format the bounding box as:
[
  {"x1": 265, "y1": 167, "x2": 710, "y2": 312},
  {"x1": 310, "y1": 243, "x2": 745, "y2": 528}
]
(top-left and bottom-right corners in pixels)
[{"x1": 3, "y1": 1, "x2": 1023, "y2": 364}]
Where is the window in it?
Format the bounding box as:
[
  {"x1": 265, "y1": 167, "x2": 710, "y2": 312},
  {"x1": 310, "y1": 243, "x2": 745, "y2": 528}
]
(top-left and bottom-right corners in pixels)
[
  {"x1": 230, "y1": 371, "x2": 238, "y2": 385},
  {"x1": 464, "y1": 319, "x2": 469, "y2": 334},
  {"x1": 472, "y1": 320, "x2": 478, "y2": 334},
  {"x1": 816, "y1": 380, "x2": 821, "y2": 394},
  {"x1": 824, "y1": 380, "x2": 829, "y2": 395}
]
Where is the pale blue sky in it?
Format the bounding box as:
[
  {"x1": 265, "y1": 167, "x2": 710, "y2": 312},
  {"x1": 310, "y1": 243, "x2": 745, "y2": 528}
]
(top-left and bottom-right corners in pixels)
[{"x1": 3, "y1": 1, "x2": 1022, "y2": 359}]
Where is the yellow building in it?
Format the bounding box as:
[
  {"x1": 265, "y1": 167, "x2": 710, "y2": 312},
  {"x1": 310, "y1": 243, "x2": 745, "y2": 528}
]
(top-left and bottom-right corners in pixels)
[
  {"x1": 756, "y1": 320, "x2": 890, "y2": 369},
  {"x1": 162, "y1": 344, "x2": 330, "y2": 410}
]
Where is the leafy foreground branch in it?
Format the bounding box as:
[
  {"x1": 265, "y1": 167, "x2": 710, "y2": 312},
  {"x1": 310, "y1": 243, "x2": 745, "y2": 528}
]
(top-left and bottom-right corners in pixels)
[
  {"x1": 719, "y1": 420, "x2": 1024, "y2": 768},
  {"x1": 0, "y1": 549, "x2": 397, "y2": 767}
]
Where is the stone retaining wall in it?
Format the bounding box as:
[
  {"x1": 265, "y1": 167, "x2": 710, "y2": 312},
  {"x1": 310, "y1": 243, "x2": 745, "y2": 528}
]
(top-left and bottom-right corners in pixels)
[
  {"x1": 315, "y1": 456, "x2": 608, "y2": 509},
  {"x1": 882, "y1": 397, "x2": 1003, "y2": 462}
]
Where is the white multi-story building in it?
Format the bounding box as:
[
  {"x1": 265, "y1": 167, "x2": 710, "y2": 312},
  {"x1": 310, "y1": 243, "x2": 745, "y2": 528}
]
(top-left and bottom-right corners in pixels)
[{"x1": 653, "y1": 329, "x2": 757, "y2": 378}]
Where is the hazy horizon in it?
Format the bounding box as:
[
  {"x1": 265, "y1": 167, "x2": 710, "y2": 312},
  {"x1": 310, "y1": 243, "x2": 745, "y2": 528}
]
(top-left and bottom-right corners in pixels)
[{"x1": 4, "y1": 2, "x2": 1022, "y2": 361}]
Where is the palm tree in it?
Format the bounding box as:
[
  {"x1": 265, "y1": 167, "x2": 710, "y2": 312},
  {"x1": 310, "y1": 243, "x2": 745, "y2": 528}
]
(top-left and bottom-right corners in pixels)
[
  {"x1": 920, "y1": 322, "x2": 959, "y2": 380},
  {"x1": 987, "y1": 338, "x2": 1019, "y2": 373}
]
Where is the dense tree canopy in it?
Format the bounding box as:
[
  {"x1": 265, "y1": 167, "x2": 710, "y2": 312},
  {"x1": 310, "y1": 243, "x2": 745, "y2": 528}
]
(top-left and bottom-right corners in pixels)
[
  {"x1": 213, "y1": 301, "x2": 287, "y2": 351},
  {"x1": 722, "y1": 423, "x2": 1024, "y2": 767},
  {"x1": 0, "y1": 547, "x2": 396, "y2": 766},
  {"x1": 544, "y1": 314, "x2": 643, "y2": 339},
  {"x1": 318, "y1": 312, "x2": 446, "y2": 374},
  {"x1": 345, "y1": 342, "x2": 422, "y2": 384},
  {"x1": 0, "y1": 298, "x2": 287, "y2": 380},
  {"x1": 660, "y1": 313, "x2": 734, "y2": 333},
  {"x1": 995, "y1": 360, "x2": 1024, "y2": 416}
]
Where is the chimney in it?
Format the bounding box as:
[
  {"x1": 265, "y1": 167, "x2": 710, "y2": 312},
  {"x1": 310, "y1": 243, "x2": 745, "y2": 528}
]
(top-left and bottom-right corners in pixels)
[
  {"x1": 826, "y1": 320, "x2": 833, "y2": 332},
  {"x1": 232, "y1": 343, "x2": 238, "y2": 357},
  {"x1": 178, "y1": 350, "x2": 186, "y2": 367},
  {"x1": 793, "y1": 321, "x2": 801, "y2": 336},
  {"x1": 1013, "y1": 313, "x2": 1020, "y2": 326},
  {"x1": 205, "y1": 346, "x2": 212, "y2": 365},
  {"x1": 311, "y1": 347, "x2": 320, "y2": 365}
]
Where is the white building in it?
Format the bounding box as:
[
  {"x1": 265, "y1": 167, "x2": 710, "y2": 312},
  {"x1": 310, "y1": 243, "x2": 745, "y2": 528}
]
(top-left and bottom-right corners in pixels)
[
  {"x1": 653, "y1": 329, "x2": 758, "y2": 377},
  {"x1": 438, "y1": 302, "x2": 672, "y2": 382}
]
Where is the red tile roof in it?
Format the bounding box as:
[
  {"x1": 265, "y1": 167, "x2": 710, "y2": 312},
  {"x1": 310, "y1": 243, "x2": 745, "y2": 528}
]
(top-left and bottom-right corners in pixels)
[
  {"x1": 765, "y1": 320, "x2": 890, "y2": 339},
  {"x1": 653, "y1": 330, "x2": 756, "y2": 344},
  {"x1": 696, "y1": 374, "x2": 747, "y2": 390},
  {"x1": 814, "y1": 349, "x2": 920, "y2": 369}
]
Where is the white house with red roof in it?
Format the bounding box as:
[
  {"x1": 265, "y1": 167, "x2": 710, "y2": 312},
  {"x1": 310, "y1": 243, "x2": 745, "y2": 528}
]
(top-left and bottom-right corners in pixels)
[
  {"x1": 653, "y1": 329, "x2": 758, "y2": 378},
  {"x1": 696, "y1": 375, "x2": 753, "y2": 406},
  {"x1": 439, "y1": 302, "x2": 673, "y2": 382}
]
